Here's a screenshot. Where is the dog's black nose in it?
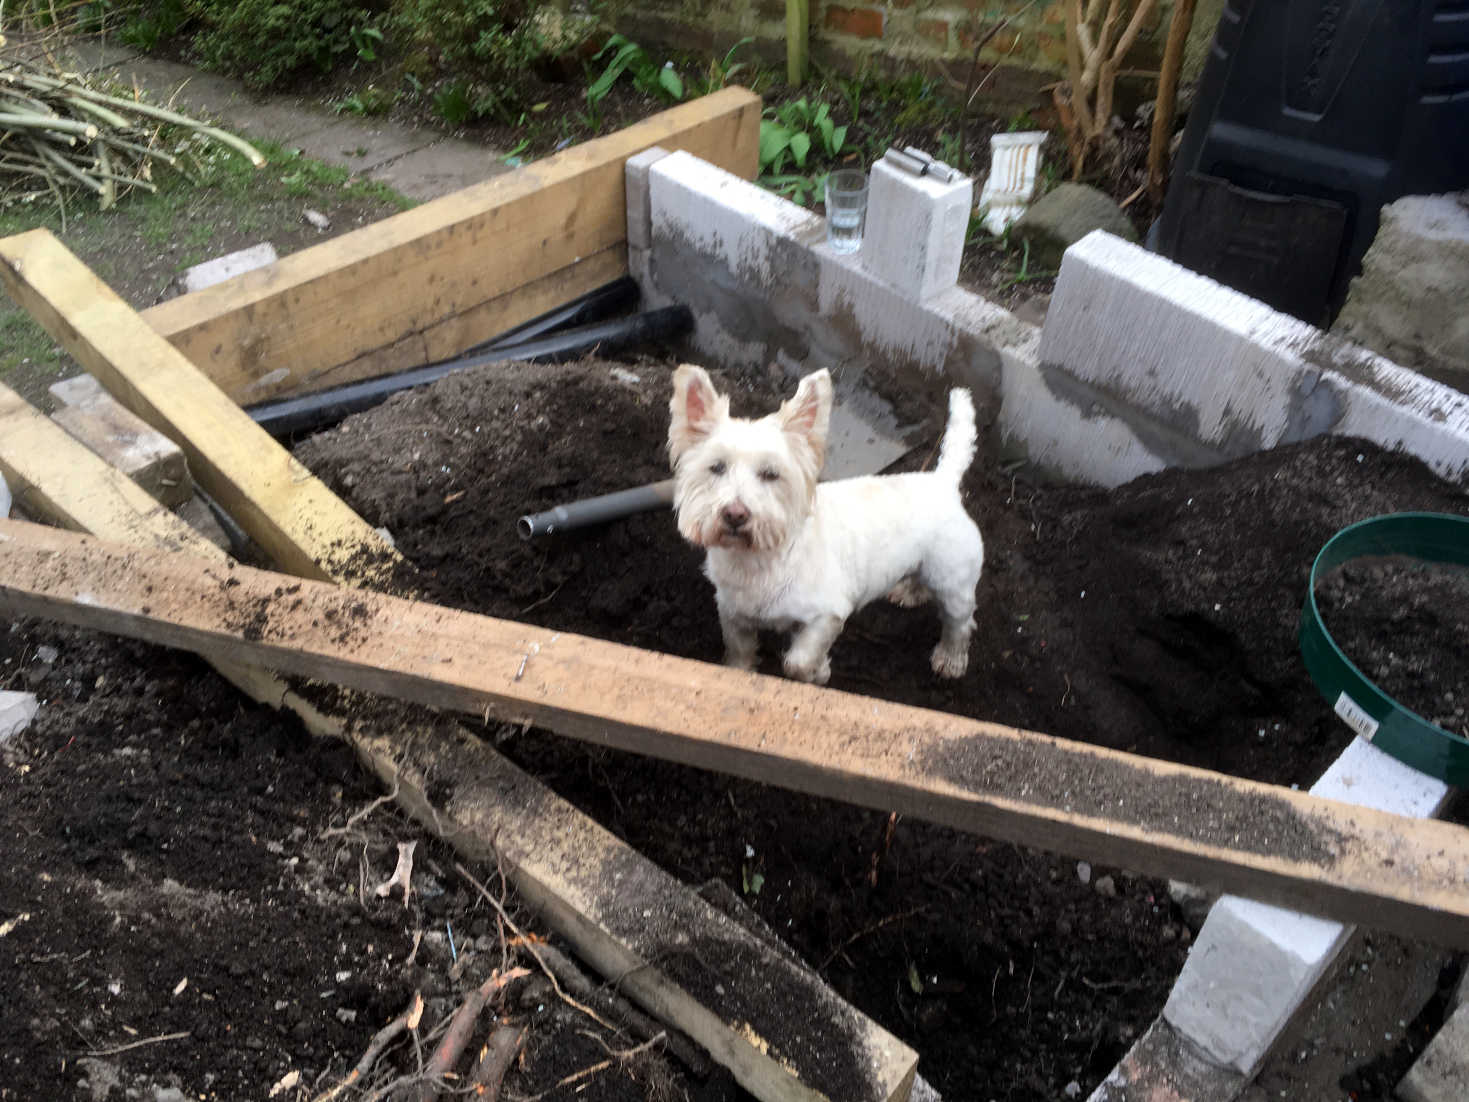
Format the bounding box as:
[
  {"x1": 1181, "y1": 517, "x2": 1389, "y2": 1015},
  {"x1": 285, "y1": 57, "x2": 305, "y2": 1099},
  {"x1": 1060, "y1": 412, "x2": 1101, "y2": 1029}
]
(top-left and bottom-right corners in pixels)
[{"x1": 721, "y1": 503, "x2": 750, "y2": 530}]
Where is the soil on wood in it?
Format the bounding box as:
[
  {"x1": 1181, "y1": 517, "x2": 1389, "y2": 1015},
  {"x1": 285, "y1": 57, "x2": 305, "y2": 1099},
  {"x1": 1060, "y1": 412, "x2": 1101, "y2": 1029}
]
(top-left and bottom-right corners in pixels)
[{"x1": 5, "y1": 356, "x2": 1467, "y2": 1102}]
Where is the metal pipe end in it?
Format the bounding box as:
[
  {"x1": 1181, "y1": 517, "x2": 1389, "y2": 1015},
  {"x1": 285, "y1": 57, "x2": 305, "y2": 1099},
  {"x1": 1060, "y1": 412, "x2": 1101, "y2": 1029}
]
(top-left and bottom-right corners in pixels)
[{"x1": 516, "y1": 515, "x2": 537, "y2": 541}]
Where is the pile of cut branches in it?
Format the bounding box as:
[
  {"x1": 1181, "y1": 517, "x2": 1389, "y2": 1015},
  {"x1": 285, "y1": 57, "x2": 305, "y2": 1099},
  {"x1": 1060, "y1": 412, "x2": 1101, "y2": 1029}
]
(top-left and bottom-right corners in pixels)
[{"x1": 0, "y1": 34, "x2": 264, "y2": 224}]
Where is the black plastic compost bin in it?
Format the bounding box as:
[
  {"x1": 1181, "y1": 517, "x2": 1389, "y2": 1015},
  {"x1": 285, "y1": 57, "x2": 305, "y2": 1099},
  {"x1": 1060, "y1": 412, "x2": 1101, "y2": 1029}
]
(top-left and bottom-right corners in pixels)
[{"x1": 1153, "y1": 0, "x2": 1469, "y2": 328}]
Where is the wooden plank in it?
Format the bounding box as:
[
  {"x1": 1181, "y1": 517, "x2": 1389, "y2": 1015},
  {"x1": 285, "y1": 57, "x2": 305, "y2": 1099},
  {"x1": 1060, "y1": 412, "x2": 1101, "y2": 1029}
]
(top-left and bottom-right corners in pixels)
[
  {"x1": 293, "y1": 243, "x2": 627, "y2": 398},
  {"x1": 0, "y1": 389, "x2": 916, "y2": 1102},
  {"x1": 138, "y1": 89, "x2": 761, "y2": 405},
  {"x1": 3, "y1": 517, "x2": 1468, "y2": 948},
  {"x1": 0, "y1": 229, "x2": 396, "y2": 586}
]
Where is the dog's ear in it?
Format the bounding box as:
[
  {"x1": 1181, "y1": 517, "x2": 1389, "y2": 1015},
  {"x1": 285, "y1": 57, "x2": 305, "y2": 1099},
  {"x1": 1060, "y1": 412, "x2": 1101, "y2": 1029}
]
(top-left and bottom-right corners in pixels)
[
  {"x1": 778, "y1": 369, "x2": 833, "y2": 465},
  {"x1": 669, "y1": 363, "x2": 727, "y2": 462}
]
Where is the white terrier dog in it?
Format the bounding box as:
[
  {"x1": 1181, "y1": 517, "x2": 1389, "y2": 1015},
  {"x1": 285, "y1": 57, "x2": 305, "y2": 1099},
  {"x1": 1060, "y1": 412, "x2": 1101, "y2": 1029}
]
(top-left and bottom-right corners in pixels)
[{"x1": 667, "y1": 364, "x2": 984, "y2": 685}]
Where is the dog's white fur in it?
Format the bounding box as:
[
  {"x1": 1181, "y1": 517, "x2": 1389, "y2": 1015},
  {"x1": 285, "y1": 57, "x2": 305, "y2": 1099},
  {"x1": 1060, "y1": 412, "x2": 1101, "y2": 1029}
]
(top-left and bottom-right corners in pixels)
[{"x1": 668, "y1": 364, "x2": 984, "y2": 685}]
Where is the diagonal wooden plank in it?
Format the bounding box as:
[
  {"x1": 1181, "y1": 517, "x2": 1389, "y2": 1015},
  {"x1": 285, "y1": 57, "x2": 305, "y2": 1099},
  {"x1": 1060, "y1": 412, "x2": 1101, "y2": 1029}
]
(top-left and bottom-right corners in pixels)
[
  {"x1": 138, "y1": 88, "x2": 762, "y2": 404},
  {"x1": 0, "y1": 229, "x2": 396, "y2": 586},
  {"x1": 2, "y1": 517, "x2": 1467, "y2": 947},
  {"x1": 0, "y1": 386, "x2": 917, "y2": 1102}
]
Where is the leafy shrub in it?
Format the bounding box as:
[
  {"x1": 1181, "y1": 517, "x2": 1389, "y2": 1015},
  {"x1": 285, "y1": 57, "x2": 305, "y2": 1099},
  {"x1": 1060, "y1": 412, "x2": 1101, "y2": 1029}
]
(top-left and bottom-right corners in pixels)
[
  {"x1": 759, "y1": 97, "x2": 845, "y2": 175},
  {"x1": 186, "y1": 0, "x2": 387, "y2": 89}
]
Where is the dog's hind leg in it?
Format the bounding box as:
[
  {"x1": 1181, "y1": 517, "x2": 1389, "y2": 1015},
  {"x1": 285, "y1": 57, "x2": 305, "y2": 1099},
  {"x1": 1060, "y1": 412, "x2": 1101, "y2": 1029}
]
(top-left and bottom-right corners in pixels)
[
  {"x1": 886, "y1": 575, "x2": 932, "y2": 607},
  {"x1": 930, "y1": 595, "x2": 975, "y2": 677}
]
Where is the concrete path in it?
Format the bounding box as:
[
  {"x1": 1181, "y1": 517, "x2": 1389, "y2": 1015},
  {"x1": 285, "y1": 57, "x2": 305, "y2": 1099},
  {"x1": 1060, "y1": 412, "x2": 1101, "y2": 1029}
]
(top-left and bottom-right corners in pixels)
[{"x1": 59, "y1": 37, "x2": 512, "y2": 202}]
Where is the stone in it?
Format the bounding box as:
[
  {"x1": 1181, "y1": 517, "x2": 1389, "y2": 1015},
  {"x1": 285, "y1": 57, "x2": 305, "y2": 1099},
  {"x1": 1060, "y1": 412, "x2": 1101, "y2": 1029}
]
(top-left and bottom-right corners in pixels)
[
  {"x1": 1011, "y1": 182, "x2": 1138, "y2": 270},
  {"x1": 1333, "y1": 193, "x2": 1469, "y2": 392},
  {"x1": 1398, "y1": 1002, "x2": 1469, "y2": 1102},
  {"x1": 0, "y1": 690, "x2": 40, "y2": 743},
  {"x1": 175, "y1": 242, "x2": 278, "y2": 297}
]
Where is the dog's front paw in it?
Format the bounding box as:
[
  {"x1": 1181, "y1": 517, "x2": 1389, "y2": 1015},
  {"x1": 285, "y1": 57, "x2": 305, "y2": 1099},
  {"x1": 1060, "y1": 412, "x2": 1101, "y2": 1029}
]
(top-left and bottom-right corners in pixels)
[
  {"x1": 930, "y1": 643, "x2": 969, "y2": 678},
  {"x1": 723, "y1": 650, "x2": 758, "y2": 672},
  {"x1": 783, "y1": 654, "x2": 831, "y2": 686}
]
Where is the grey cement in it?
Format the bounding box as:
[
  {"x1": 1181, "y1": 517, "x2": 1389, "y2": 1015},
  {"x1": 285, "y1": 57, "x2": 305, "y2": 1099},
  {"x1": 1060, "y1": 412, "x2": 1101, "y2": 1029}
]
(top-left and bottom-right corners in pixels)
[{"x1": 57, "y1": 36, "x2": 511, "y2": 202}]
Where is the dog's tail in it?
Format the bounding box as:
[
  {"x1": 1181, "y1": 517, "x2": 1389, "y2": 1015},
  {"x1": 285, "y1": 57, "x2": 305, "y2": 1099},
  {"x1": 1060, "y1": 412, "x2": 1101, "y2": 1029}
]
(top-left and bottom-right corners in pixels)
[{"x1": 935, "y1": 388, "x2": 978, "y2": 484}]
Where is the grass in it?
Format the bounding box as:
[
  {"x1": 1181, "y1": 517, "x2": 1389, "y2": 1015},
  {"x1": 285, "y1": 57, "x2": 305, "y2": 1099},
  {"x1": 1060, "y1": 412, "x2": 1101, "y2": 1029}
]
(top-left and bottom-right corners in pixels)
[{"x1": 0, "y1": 135, "x2": 412, "y2": 405}]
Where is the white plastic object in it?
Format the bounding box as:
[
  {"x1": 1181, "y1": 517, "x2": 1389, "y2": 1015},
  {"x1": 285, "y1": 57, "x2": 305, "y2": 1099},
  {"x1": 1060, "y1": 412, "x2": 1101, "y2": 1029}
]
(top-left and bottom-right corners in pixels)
[
  {"x1": 0, "y1": 471, "x2": 10, "y2": 518},
  {"x1": 979, "y1": 130, "x2": 1048, "y2": 235}
]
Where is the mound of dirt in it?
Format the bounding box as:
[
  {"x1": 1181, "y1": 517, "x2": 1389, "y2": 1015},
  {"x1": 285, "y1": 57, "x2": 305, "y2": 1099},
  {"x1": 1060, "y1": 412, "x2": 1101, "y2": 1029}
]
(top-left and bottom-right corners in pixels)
[{"x1": 288, "y1": 356, "x2": 1468, "y2": 1098}]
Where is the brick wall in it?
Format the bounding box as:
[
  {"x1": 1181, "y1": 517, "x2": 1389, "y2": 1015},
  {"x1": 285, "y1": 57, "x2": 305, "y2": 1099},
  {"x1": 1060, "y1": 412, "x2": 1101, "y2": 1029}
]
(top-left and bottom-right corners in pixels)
[{"x1": 605, "y1": 0, "x2": 1173, "y2": 106}]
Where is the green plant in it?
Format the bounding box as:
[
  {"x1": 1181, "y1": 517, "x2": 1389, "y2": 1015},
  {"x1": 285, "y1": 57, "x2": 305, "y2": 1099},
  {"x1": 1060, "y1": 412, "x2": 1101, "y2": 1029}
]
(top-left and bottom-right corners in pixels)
[
  {"x1": 349, "y1": 23, "x2": 384, "y2": 62},
  {"x1": 586, "y1": 34, "x2": 684, "y2": 108},
  {"x1": 699, "y1": 36, "x2": 755, "y2": 93},
  {"x1": 761, "y1": 170, "x2": 827, "y2": 207},
  {"x1": 433, "y1": 81, "x2": 475, "y2": 125},
  {"x1": 186, "y1": 0, "x2": 381, "y2": 89},
  {"x1": 758, "y1": 97, "x2": 846, "y2": 175},
  {"x1": 996, "y1": 238, "x2": 1057, "y2": 290}
]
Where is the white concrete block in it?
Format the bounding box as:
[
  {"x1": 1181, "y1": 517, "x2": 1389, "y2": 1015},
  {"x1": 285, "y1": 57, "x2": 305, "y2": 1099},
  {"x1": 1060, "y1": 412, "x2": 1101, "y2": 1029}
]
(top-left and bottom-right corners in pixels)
[
  {"x1": 1162, "y1": 737, "x2": 1449, "y2": 1077},
  {"x1": 48, "y1": 374, "x2": 193, "y2": 507},
  {"x1": 625, "y1": 145, "x2": 672, "y2": 253},
  {"x1": 0, "y1": 689, "x2": 39, "y2": 743},
  {"x1": 179, "y1": 242, "x2": 278, "y2": 295},
  {"x1": 1398, "y1": 1002, "x2": 1469, "y2": 1102},
  {"x1": 862, "y1": 157, "x2": 973, "y2": 301},
  {"x1": 1033, "y1": 231, "x2": 1469, "y2": 487}
]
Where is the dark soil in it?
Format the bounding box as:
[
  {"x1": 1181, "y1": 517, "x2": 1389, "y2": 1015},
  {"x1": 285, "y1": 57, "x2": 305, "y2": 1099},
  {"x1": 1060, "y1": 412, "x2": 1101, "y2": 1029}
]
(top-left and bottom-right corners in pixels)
[{"x1": 269, "y1": 357, "x2": 1461, "y2": 1098}]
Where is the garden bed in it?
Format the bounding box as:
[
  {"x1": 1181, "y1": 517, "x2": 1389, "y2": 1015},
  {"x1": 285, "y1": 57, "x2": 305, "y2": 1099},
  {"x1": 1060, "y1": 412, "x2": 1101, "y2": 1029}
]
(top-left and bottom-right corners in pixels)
[{"x1": 4, "y1": 362, "x2": 1467, "y2": 1100}]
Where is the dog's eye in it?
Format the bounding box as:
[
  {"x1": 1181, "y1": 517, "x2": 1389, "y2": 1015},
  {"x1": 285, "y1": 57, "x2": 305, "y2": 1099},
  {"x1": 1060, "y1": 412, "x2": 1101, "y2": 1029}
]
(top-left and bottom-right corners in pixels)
[
  {"x1": 709, "y1": 460, "x2": 727, "y2": 476},
  {"x1": 758, "y1": 468, "x2": 780, "y2": 483}
]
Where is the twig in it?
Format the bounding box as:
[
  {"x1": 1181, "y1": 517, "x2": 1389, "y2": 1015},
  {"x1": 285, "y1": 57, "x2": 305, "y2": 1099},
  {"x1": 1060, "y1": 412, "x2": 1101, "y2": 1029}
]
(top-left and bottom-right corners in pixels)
[
  {"x1": 517, "y1": 1033, "x2": 667, "y2": 1101},
  {"x1": 374, "y1": 839, "x2": 418, "y2": 905},
  {"x1": 310, "y1": 992, "x2": 423, "y2": 1102},
  {"x1": 819, "y1": 907, "x2": 926, "y2": 970},
  {"x1": 411, "y1": 968, "x2": 529, "y2": 1102},
  {"x1": 81, "y1": 1030, "x2": 190, "y2": 1057},
  {"x1": 533, "y1": 943, "x2": 710, "y2": 1077},
  {"x1": 957, "y1": 0, "x2": 1039, "y2": 172},
  {"x1": 468, "y1": 1023, "x2": 527, "y2": 1099},
  {"x1": 455, "y1": 862, "x2": 617, "y2": 1031}
]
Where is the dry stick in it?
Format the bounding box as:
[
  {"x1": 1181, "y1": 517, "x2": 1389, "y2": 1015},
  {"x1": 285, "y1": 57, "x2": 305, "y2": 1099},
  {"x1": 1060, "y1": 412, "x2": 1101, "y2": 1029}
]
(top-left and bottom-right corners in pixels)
[
  {"x1": 519, "y1": 1033, "x2": 668, "y2": 1101},
  {"x1": 1146, "y1": 0, "x2": 1196, "y2": 205},
  {"x1": 455, "y1": 862, "x2": 617, "y2": 1032},
  {"x1": 410, "y1": 968, "x2": 529, "y2": 1102},
  {"x1": 82, "y1": 1030, "x2": 190, "y2": 1057},
  {"x1": 310, "y1": 993, "x2": 424, "y2": 1102},
  {"x1": 468, "y1": 1023, "x2": 527, "y2": 1099},
  {"x1": 533, "y1": 942, "x2": 711, "y2": 1078},
  {"x1": 957, "y1": 0, "x2": 1039, "y2": 173}
]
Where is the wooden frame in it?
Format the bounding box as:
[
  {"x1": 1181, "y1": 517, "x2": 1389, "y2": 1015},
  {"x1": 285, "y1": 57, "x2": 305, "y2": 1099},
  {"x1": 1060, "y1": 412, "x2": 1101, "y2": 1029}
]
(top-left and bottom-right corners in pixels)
[{"x1": 138, "y1": 88, "x2": 761, "y2": 405}]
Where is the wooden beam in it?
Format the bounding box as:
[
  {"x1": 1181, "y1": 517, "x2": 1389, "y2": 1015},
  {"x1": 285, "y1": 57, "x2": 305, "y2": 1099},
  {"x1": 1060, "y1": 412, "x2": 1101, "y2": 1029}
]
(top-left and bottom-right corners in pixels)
[
  {"x1": 0, "y1": 229, "x2": 396, "y2": 585},
  {"x1": 0, "y1": 388, "x2": 916, "y2": 1102},
  {"x1": 3, "y1": 517, "x2": 1468, "y2": 948},
  {"x1": 138, "y1": 89, "x2": 762, "y2": 405}
]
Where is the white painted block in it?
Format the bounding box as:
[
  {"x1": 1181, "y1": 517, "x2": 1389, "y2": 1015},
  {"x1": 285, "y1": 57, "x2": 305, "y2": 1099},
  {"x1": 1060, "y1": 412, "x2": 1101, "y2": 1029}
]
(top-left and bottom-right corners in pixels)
[
  {"x1": 179, "y1": 242, "x2": 278, "y2": 295},
  {"x1": 0, "y1": 689, "x2": 39, "y2": 742},
  {"x1": 48, "y1": 374, "x2": 193, "y2": 507},
  {"x1": 1163, "y1": 737, "x2": 1449, "y2": 1077},
  {"x1": 862, "y1": 157, "x2": 973, "y2": 301},
  {"x1": 624, "y1": 145, "x2": 671, "y2": 252},
  {"x1": 1034, "y1": 231, "x2": 1469, "y2": 486}
]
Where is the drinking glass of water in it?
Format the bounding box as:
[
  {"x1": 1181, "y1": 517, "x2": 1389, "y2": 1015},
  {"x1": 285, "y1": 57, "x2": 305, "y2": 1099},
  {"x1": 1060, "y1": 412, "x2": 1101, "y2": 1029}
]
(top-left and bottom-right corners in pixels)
[{"x1": 825, "y1": 168, "x2": 868, "y2": 255}]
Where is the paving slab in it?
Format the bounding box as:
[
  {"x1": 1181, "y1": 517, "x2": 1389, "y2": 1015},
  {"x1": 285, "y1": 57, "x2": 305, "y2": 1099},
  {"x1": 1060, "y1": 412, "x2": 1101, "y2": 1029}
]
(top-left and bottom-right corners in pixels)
[{"x1": 56, "y1": 36, "x2": 510, "y2": 202}]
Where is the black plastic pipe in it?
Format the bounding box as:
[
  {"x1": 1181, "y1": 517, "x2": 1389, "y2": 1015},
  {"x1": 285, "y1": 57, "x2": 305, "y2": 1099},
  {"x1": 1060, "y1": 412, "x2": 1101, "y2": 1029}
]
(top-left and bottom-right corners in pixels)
[
  {"x1": 247, "y1": 305, "x2": 693, "y2": 439},
  {"x1": 466, "y1": 276, "x2": 640, "y2": 354},
  {"x1": 517, "y1": 479, "x2": 675, "y2": 540}
]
